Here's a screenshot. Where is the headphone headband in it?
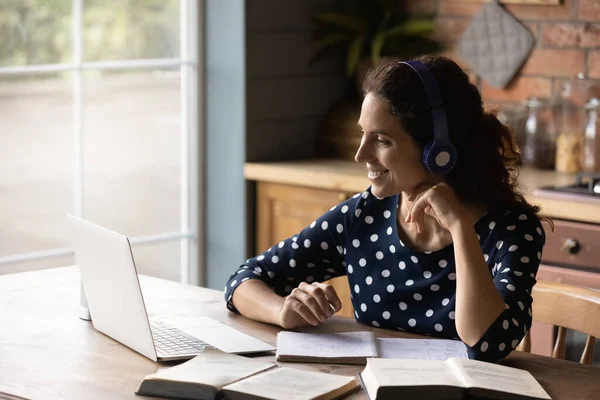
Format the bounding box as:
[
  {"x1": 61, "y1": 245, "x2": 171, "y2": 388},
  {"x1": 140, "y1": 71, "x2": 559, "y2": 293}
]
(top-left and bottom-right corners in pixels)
[
  {"x1": 398, "y1": 60, "x2": 457, "y2": 175},
  {"x1": 398, "y1": 61, "x2": 449, "y2": 145}
]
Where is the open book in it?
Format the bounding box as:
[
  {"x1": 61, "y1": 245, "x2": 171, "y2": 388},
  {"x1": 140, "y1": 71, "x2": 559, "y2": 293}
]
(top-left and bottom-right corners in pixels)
[
  {"x1": 358, "y1": 358, "x2": 552, "y2": 400},
  {"x1": 136, "y1": 347, "x2": 358, "y2": 400},
  {"x1": 276, "y1": 331, "x2": 469, "y2": 364}
]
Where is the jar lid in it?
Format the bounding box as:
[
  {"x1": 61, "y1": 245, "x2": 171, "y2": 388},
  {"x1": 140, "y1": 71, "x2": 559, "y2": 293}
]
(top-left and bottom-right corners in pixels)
[
  {"x1": 585, "y1": 97, "x2": 600, "y2": 110},
  {"x1": 522, "y1": 97, "x2": 550, "y2": 108}
]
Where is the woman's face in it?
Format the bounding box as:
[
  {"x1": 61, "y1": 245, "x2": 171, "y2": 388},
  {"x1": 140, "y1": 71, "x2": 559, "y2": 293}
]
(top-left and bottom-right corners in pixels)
[{"x1": 355, "y1": 93, "x2": 433, "y2": 199}]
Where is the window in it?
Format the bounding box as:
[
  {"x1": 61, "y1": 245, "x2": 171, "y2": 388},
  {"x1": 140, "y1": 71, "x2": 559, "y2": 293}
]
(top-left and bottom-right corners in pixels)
[{"x1": 0, "y1": 0, "x2": 200, "y2": 284}]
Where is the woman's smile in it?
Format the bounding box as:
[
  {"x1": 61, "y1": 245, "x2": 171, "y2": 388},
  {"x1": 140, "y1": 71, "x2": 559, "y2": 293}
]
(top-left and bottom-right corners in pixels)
[{"x1": 367, "y1": 168, "x2": 389, "y2": 181}]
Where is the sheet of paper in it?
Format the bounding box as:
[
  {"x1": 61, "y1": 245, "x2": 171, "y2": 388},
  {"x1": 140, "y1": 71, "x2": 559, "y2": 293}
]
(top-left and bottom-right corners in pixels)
[
  {"x1": 223, "y1": 367, "x2": 357, "y2": 400},
  {"x1": 448, "y1": 358, "x2": 551, "y2": 399},
  {"x1": 276, "y1": 331, "x2": 377, "y2": 358},
  {"x1": 378, "y1": 338, "x2": 469, "y2": 360}
]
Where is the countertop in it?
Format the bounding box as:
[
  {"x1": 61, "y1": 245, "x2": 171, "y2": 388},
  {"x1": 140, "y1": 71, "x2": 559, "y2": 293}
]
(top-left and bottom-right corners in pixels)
[{"x1": 245, "y1": 159, "x2": 600, "y2": 224}]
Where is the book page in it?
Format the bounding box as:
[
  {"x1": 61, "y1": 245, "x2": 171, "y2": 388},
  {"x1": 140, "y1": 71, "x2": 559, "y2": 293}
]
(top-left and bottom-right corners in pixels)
[
  {"x1": 276, "y1": 331, "x2": 377, "y2": 359},
  {"x1": 447, "y1": 358, "x2": 551, "y2": 399},
  {"x1": 223, "y1": 367, "x2": 358, "y2": 400},
  {"x1": 378, "y1": 338, "x2": 469, "y2": 360},
  {"x1": 363, "y1": 358, "x2": 464, "y2": 388},
  {"x1": 147, "y1": 348, "x2": 275, "y2": 388}
]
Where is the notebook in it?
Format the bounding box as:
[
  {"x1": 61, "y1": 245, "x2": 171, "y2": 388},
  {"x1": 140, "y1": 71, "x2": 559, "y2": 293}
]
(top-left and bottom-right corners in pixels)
[
  {"x1": 136, "y1": 347, "x2": 359, "y2": 400},
  {"x1": 358, "y1": 358, "x2": 552, "y2": 400},
  {"x1": 275, "y1": 331, "x2": 468, "y2": 365}
]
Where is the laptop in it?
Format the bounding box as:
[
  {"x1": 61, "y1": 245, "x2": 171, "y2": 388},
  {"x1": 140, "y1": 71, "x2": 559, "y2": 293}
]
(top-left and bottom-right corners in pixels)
[{"x1": 66, "y1": 214, "x2": 275, "y2": 362}]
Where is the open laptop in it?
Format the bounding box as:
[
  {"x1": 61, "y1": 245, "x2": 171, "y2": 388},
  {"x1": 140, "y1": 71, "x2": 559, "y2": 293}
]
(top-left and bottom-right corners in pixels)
[{"x1": 66, "y1": 214, "x2": 275, "y2": 362}]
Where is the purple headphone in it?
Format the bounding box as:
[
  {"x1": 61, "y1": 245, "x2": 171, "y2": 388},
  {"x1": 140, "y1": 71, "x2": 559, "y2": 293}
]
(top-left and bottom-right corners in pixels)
[{"x1": 399, "y1": 60, "x2": 458, "y2": 175}]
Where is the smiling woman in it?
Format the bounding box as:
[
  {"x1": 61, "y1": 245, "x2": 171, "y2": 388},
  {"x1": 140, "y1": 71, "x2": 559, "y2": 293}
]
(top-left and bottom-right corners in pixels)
[{"x1": 225, "y1": 54, "x2": 546, "y2": 364}]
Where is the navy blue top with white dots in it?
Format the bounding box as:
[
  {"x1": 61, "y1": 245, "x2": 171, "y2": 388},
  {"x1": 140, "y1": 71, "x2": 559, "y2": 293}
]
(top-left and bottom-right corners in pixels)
[{"x1": 224, "y1": 187, "x2": 545, "y2": 363}]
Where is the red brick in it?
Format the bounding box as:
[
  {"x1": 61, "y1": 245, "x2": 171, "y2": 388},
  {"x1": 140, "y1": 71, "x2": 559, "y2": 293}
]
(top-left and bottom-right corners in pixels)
[
  {"x1": 505, "y1": 0, "x2": 572, "y2": 20},
  {"x1": 543, "y1": 23, "x2": 600, "y2": 47},
  {"x1": 578, "y1": 0, "x2": 600, "y2": 21},
  {"x1": 434, "y1": 17, "x2": 471, "y2": 45},
  {"x1": 438, "y1": 1, "x2": 481, "y2": 16},
  {"x1": 481, "y1": 76, "x2": 552, "y2": 103},
  {"x1": 542, "y1": 23, "x2": 581, "y2": 47},
  {"x1": 520, "y1": 49, "x2": 586, "y2": 77},
  {"x1": 588, "y1": 51, "x2": 600, "y2": 78}
]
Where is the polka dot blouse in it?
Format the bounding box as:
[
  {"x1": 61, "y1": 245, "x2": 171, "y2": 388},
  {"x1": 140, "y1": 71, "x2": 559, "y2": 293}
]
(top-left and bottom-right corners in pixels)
[{"x1": 225, "y1": 187, "x2": 545, "y2": 363}]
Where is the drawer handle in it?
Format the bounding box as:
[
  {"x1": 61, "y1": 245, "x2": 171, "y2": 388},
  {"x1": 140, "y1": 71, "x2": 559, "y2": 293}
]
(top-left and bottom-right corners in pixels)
[{"x1": 560, "y1": 238, "x2": 581, "y2": 255}]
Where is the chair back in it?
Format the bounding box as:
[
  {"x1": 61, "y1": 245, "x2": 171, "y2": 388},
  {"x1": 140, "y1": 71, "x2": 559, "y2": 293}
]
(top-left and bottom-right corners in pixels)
[{"x1": 518, "y1": 280, "x2": 600, "y2": 364}]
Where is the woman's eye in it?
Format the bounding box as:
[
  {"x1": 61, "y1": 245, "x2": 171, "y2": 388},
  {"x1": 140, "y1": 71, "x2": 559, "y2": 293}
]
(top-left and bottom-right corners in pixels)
[{"x1": 377, "y1": 138, "x2": 391, "y2": 146}]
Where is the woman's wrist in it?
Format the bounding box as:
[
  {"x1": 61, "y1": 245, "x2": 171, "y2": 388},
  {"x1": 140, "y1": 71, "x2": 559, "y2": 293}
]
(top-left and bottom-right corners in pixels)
[{"x1": 448, "y1": 211, "x2": 473, "y2": 236}]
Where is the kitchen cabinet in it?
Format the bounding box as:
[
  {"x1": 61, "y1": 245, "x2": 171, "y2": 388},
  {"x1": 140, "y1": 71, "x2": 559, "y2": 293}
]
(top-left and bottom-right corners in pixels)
[{"x1": 256, "y1": 181, "x2": 355, "y2": 318}]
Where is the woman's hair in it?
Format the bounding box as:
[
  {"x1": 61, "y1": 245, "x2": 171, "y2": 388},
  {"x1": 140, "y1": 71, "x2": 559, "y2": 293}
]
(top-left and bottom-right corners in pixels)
[{"x1": 362, "y1": 54, "x2": 541, "y2": 216}]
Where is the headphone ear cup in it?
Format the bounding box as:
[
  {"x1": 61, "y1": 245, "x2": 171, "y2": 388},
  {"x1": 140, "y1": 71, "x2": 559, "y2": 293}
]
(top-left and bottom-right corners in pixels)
[{"x1": 422, "y1": 142, "x2": 457, "y2": 175}]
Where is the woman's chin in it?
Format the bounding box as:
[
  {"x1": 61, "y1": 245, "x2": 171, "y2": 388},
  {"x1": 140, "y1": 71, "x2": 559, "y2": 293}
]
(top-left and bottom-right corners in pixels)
[{"x1": 370, "y1": 185, "x2": 393, "y2": 200}]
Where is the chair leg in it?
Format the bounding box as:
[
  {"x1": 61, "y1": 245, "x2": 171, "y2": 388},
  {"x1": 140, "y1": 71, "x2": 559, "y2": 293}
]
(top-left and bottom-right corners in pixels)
[
  {"x1": 517, "y1": 330, "x2": 531, "y2": 353},
  {"x1": 580, "y1": 335, "x2": 596, "y2": 365}
]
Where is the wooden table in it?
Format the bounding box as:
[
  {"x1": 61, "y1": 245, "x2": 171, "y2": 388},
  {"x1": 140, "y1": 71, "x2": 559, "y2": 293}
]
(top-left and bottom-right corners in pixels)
[{"x1": 1, "y1": 267, "x2": 599, "y2": 400}]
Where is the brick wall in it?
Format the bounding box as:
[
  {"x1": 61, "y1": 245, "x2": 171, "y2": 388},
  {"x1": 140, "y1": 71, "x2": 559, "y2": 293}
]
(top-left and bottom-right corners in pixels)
[{"x1": 428, "y1": 0, "x2": 600, "y2": 106}]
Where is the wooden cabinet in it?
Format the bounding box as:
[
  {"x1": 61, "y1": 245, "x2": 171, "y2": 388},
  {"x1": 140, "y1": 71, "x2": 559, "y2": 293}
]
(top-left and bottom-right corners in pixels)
[{"x1": 256, "y1": 181, "x2": 354, "y2": 318}]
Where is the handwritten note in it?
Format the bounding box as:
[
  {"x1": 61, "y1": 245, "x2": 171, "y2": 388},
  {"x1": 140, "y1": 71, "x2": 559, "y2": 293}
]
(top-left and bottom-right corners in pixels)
[
  {"x1": 276, "y1": 331, "x2": 378, "y2": 359},
  {"x1": 377, "y1": 338, "x2": 469, "y2": 360}
]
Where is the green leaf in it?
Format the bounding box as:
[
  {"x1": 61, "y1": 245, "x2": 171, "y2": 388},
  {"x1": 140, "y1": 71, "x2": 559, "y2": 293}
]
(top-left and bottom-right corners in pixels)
[
  {"x1": 347, "y1": 34, "x2": 364, "y2": 76},
  {"x1": 313, "y1": 12, "x2": 365, "y2": 32},
  {"x1": 309, "y1": 32, "x2": 351, "y2": 65},
  {"x1": 313, "y1": 32, "x2": 351, "y2": 54},
  {"x1": 371, "y1": 33, "x2": 385, "y2": 66},
  {"x1": 383, "y1": 20, "x2": 434, "y2": 38}
]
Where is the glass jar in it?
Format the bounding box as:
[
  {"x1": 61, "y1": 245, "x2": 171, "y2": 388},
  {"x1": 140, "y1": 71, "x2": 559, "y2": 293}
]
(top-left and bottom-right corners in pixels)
[
  {"x1": 521, "y1": 97, "x2": 557, "y2": 169},
  {"x1": 582, "y1": 97, "x2": 600, "y2": 173},
  {"x1": 555, "y1": 76, "x2": 587, "y2": 173},
  {"x1": 498, "y1": 105, "x2": 527, "y2": 164}
]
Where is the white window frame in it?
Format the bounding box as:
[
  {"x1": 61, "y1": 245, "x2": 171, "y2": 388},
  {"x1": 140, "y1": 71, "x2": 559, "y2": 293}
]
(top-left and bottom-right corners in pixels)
[{"x1": 0, "y1": 0, "x2": 202, "y2": 285}]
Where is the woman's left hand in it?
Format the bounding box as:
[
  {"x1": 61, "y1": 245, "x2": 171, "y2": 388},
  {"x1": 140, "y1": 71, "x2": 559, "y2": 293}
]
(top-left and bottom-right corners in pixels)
[{"x1": 405, "y1": 182, "x2": 469, "y2": 233}]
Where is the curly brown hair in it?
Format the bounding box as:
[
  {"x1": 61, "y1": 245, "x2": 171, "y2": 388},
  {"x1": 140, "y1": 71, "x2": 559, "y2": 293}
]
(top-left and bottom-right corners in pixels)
[{"x1": 362, "y1": 54, "x2": 541, "y2": 217}]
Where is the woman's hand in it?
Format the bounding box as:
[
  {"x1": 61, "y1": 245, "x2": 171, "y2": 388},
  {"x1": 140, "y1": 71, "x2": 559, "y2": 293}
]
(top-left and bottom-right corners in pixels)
[
  {"x1": 405, "y1": 182, "x2": 469, "y2": 234},
  {"x1": 278, "y1": 282, "x2": 342, "y2": 329}
]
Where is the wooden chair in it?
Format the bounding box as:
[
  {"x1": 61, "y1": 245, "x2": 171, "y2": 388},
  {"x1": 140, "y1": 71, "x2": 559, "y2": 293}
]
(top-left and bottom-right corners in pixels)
[{"x1": 518, "y1": 280, "x2": 600, "y2": 364}]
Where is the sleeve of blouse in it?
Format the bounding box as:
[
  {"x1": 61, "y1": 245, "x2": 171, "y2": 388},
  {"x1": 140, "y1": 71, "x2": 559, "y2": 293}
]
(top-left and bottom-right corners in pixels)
[
  {"x1": 466, "y1": 210, "x2": 546, "y2": 363},
  {"x1": 223, "y1": 191, "x2": 366, "y2": 313}
]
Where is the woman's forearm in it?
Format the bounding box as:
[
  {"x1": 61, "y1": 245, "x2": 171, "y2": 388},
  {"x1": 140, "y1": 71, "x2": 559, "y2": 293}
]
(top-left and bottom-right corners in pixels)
[
  {"x1": 450, "y1": 219, "x2": 505, "y2": 346},
  {"x1": 231, "y1": 279, "x2": 285, "y2": 326}
]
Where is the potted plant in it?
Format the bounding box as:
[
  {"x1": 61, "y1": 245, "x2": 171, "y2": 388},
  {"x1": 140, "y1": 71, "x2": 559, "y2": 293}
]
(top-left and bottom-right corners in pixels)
[
  {"x1": 310, "y1": 0, "x2": 443, "y2": 159},
  {"x1": 311, "y1": 0, "x2": 443, "y2": 93}
]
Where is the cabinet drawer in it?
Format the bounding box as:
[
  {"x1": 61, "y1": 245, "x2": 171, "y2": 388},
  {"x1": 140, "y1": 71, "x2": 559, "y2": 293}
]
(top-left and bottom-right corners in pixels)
[
  {"x1": 542, "y1": 219, "x2": 600, "y2": 271},
  {"x1": 537, "y1": 264, "x2": 600, "y2": 289}
]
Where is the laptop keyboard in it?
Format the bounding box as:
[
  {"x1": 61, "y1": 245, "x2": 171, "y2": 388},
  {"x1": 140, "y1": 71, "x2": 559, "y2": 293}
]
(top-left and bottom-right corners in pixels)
[{"x1": 150, "y1": 320, "x2": 210, "y2": 357}]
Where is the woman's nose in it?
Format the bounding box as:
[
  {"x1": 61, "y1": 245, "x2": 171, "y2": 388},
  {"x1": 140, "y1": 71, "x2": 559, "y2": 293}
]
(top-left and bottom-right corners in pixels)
[{"x1": 354, "y1": 140, "x2": 371, "y2": 163}]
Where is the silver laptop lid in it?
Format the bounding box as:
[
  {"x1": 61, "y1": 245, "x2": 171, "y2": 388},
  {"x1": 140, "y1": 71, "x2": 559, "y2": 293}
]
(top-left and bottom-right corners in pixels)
[{"x1": 66, "y1": 214, "x2": 157, "y2": 361}]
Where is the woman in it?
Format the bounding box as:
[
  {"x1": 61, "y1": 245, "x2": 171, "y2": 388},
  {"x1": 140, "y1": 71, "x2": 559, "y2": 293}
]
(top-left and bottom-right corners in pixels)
[{"x1": 224, "y1": 55, "x2": 545, "y2": 363}]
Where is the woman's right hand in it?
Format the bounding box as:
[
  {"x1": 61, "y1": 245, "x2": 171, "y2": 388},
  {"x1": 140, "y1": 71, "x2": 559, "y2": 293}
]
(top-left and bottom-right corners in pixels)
[{"x1": 278, "y1": 282, "x2": 343, "y2": 329}]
